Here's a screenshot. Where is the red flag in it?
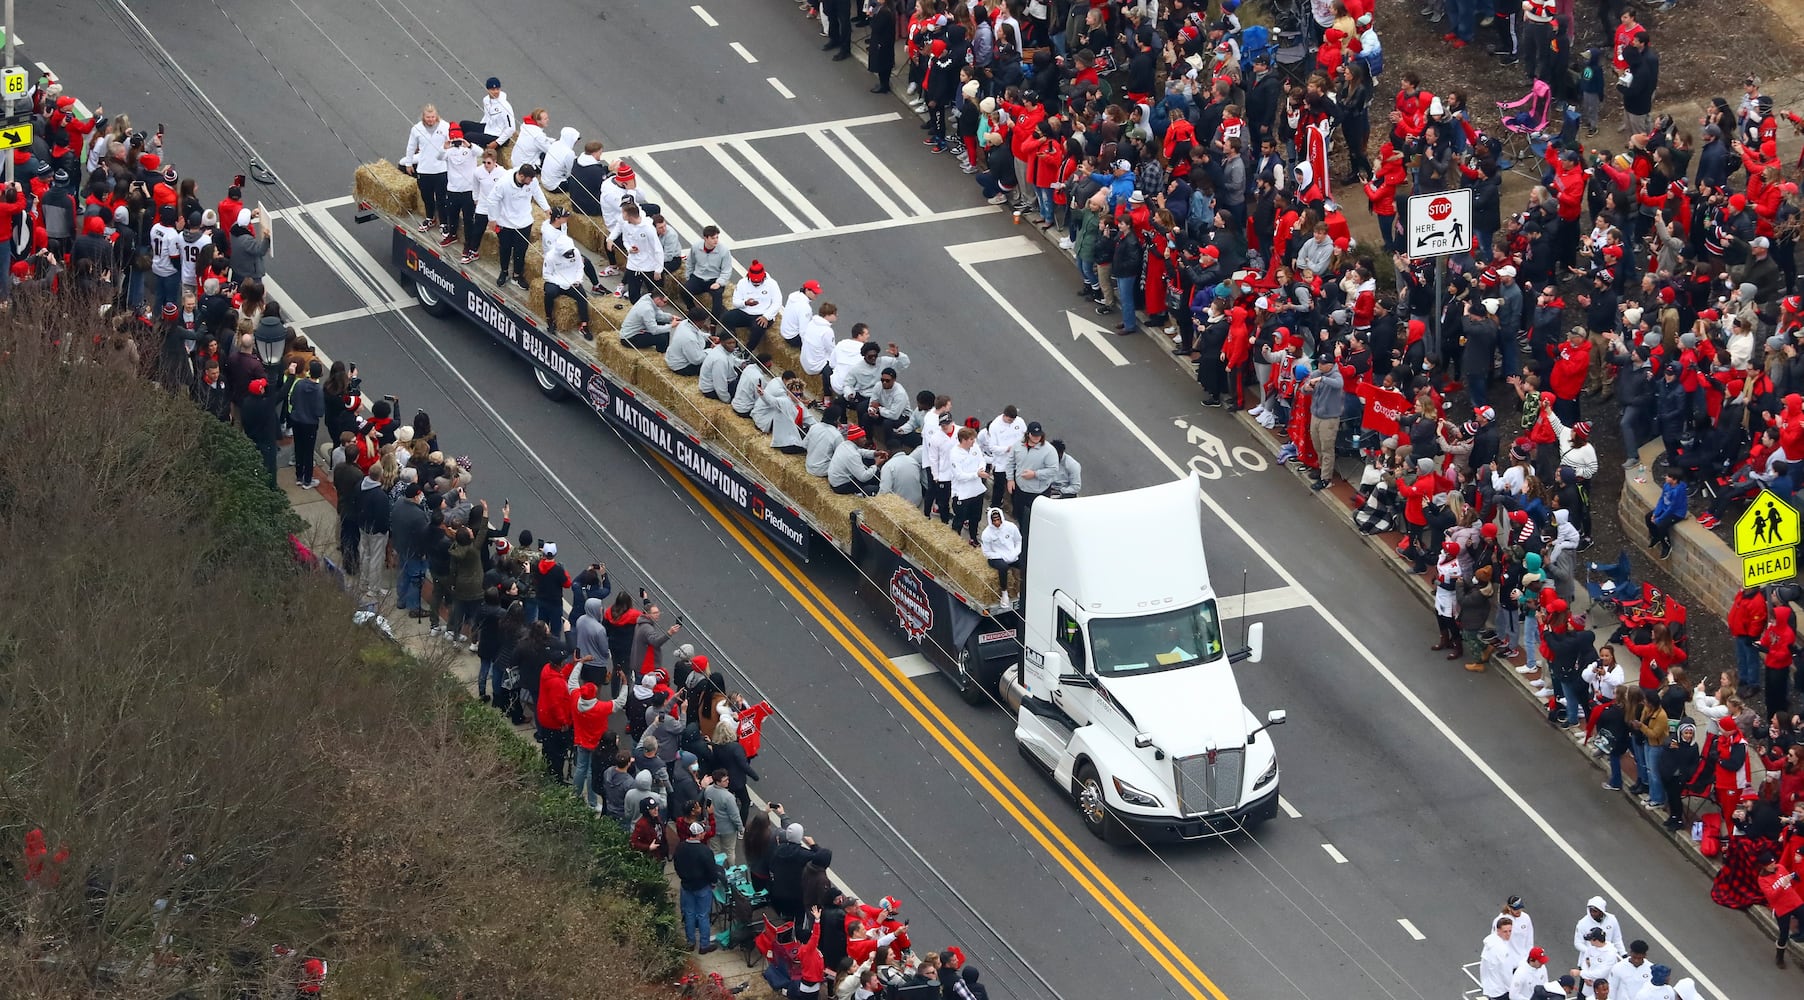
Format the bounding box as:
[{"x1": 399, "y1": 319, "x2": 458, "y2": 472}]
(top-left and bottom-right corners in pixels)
[{"x1": 1355, "y1": 381, "x2": 1410, "y2": 437}]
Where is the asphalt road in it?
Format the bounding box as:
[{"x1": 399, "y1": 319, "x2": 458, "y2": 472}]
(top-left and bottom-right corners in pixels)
[{"x1": 39, "y1": 2, "x2": 1799, "y2": 998}]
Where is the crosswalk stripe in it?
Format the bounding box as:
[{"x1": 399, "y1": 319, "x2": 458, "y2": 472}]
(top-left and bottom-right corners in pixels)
[
  {"x1": 629, "y1": 153, "x2": 710, "y2": 245},
  {"x1": 731, "y1": 140, "x2": 832, "y2": 230},
  {"x1": 808, "y1": 130, "x2": 907, "y2": 221},
  {"x1": 704, "y1": 143, "x2": 807, "y2": 234},
  {"x1": 832, "y1": 127, "x2": 933, "y2": 217}
]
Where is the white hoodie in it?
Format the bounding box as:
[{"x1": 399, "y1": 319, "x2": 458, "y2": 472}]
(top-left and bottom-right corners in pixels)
[
  {"x1": 781, "y1": 290, "x2": 814, "y2": 343},
  {"x1": 401, "y1": 118, "x2": 450, "y2": 174},
  {"x1": 1572, "y1": 897, "x2": 1623, "y2": 955},
  {"x1": 480, "y1": 90, "x2": 517, "y2": 145},
  {"x1": 980, "y1": 509, "x2": 1022, "y2": 562},
  {"x1": 541, "y1": 220, "x2": 584, "y2": 288},
  {"x1": 444, "y1": 142, "x2": 480, "y2": 193},
  {"x1": 480, "y1": 172, "x2": 550, "y2": 229},
  {"x1": 984, "y1": 414, "x2": 1026, "y2": 471},
  {"x1": 540, "y1": 127, "x2": 580, "y2": 192},
  {"x1": 513, "y1": 119, "x2": 550, "y2": 167},
  {"x1": 1478, "y1": 931, "x2": 1515, "y2": 998},
  {"x1": 732, "y1": 275, "x2": 782, "y2": 322}
]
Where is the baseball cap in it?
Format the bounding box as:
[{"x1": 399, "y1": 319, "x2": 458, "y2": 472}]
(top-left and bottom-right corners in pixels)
[
  {"x1": 1752, "y1": 236, "x2": 1771, "y2": 249},
  {"x1": 543, "y1": 542, "x2": 558, "y2": 557},
  {"x1": 1026, "y1": 420, "x2": 1044, "y2": 436},
  {"x1": 802, "y1": 279, "x2": 823, "y2": 295},
  {"x1": 1113, "y1": 159, "x2": 1131, "y2": 172}
]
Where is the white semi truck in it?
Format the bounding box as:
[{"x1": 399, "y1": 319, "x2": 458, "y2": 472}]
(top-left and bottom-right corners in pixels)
[{"x1": 999, "y1": 476, "x2": 1285, "y2": 844}]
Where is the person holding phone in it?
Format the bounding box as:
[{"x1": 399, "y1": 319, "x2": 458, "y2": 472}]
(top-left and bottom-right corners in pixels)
[{"x1": 1759, "y1": 852, "x2": 1803, "y2": 967}]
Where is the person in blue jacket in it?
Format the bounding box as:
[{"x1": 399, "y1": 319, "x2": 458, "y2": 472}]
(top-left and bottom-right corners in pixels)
[{"x1": 1646, "y1": 469, "x2": 1687, "y2": 560}]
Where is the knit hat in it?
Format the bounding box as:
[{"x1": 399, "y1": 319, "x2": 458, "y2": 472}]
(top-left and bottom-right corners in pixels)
[
  {"x1": 784, "y1": 823, "x2": 805, "y2": 844},
  {"x1": 746, "y1": 260, "x2": 766, "y2": 282},
  {"x1": 614, "y1": 160, "x2": 635, "y2": 183}
]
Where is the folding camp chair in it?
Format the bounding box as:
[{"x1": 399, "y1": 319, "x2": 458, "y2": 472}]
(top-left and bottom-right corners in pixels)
[{"x1": 1495, "y1": 79, "x2": 1551, "y2": 176}]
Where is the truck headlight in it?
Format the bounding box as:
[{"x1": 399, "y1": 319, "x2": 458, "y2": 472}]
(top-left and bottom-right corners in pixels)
[
  {"x1": 1254, "y1": 756, "x2": 1279, "y2": 790},
  {"x1": 1112, "y1": 776, "x2": 1162, "y2": 809}
]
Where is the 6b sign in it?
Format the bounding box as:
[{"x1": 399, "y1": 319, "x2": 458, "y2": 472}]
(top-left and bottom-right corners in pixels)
[
  {"x1": 1, "y1": 67, "x2": 24, "y2": 99},
  {"x1": 1406, "y1": 188, "x2": 1473, "y2": 260}
]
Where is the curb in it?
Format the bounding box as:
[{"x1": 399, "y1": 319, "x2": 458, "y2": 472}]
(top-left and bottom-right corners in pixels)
[{"x1": 1229, "y1": 409, "x2": 1802, "y2": 962}]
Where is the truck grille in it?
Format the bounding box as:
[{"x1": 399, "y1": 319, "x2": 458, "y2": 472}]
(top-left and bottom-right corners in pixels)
[{"x1": 1173, "y1": 749, "x2": 1243, "y2": 816}]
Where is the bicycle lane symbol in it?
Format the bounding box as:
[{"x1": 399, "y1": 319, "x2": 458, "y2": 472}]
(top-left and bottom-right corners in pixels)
[{"x1": 1171, "y1": 417, "x2": 1269, "y2": 480}]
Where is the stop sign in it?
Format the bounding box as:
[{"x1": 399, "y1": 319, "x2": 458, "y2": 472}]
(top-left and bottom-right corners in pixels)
[{"x1": 1427, "y1": 197, "x2": 1453, "y2": 221}]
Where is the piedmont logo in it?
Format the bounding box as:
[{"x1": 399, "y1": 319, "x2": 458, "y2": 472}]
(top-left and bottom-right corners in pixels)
[{"x1": 889, "y1": 568, "x2": 933, "y2": 640}]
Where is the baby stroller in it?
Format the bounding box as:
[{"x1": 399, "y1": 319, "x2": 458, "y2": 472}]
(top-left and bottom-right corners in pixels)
[{"x1": 712, "y1": 864, "x2": 768, "y2": 966}]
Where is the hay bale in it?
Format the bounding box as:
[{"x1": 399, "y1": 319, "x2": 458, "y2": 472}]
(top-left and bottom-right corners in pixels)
[
  {"x1": 525, "y1": 276, "x2": 587, "y2": 334},
  {"x1": 634, "y1": 363, "x2": 716, "y2": 442},
  {"x1": 860, "y1": 492, "x2": 921, "y2": 556},
  {"x1": 568, "y1": 212, "x2": 609, "y2": 255},
  {"x1": 879, "y1": 504, "x2": 1002, "y2": 606},
  {"x1": 764, "y1": 331, "x2": 803, "y2": 382},
  {"x1": 354, "y1": 160, "x2": 423, "y2": 218},
  {"x1": 661, "y1": 264, "x2": 689, "y2": 304},
  {"x1": 712, "y1": 403, "x2": 769, "y2": 465},
  {"x1": 590, "y1": 328, "x2": 642, "y2": 375},
  {"x1": 591, "y1": 296, "x2": 631, "y2": 333},
  {"x1": 693, "y1": 395, "x2": 742, "y2": 447}
]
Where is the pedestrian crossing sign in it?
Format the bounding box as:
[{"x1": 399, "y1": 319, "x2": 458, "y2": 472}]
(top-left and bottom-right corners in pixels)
[{"x1": 1733, "y1": 489, "x2": 1798, "y2": 555}]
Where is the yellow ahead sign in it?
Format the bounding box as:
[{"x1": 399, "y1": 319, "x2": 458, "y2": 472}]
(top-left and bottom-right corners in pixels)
[
  {"x1": 1745, "y1": 547, "x2": 1797, "y2": 588},
  {"x1": 1733, "y1": 489, "x2": 1799, "y2": 555}
]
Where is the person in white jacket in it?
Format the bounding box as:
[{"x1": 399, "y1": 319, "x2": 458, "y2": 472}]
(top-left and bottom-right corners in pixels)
[
  {"x1": 948, "y1": 426, "x2": 991, "y2": 542},
  {"x1": 540, "y1": 127, "x2": 581, "y2": 193},
  {"x1": 607, "y1": 201, "x2": 662, "y2": 301},
  {"x1": 1572, "y1": 898, "x2": 1624, "y2": 960},
  {"x1": 721, "y1": 260, "x2": 783, "y2": 350},
  {"x1": 440, "y1": 125, "x2": 481, "y2": 249},
  {"x1": 1576, "y1": 926, "x2": 1616, "y2": 988},
  {"x1": 983, "y1": 406, "x2": 1027, "y2": 506},
  {"x1": 1496, "y1": 896, "x2": 1535, "y2": 969},
  {"x1": 781, "y1": 281, "x2": 823, "y2": 346},
  {"x1": 1508, "y1": 946, "x2": 1552, "y2": 1000},
  {"x1": 458, "y1": 77, "x2": 516, "y2": 150},
  {"x1": 800, "y1": 306, "x2": 838, "y2": 380},
  {"x1": 980, "y1": 507, "x2": 1022, "y2": 602},
  {"x1": 540, "y1": 207, "x2": 590, "y2": 339},
  {"x1": 459, "y1": 149, "x2": 505, "y2": 263},
  {"x1": 400, "y1": 104, "x2": 451, "y2": 233},
  {"x1": 512, "y1": 107, "x2": 551, "y2": 168},
  {"x1": 478, "y1": 163, "x2": 550, "y2": 287},
  {"x1": 1479, "y1": 918, "x2": 1517, "y2": 1000},
  {"x1": 921, "y1": 414, "x2": 957, "y2": 520}
]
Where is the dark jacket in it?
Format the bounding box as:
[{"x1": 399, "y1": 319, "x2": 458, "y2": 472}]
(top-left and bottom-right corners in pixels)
[
  {"x1": 359, "y1": 479, "x2": 393, "y2": 535},
  {"x1": 1455, "y1": 580, "x2": 1493, "y2": 630},
  {"x1": 288, "y1": 376, "x2": 325, "y2": 426},
  {"x1": 714, "y1": 737, "x2": 761, "y2": 795},
  {"x1": 769, "y1": 841, "x2": 817, "y2": 910},
  {"x1": 449, "y1": 539, "x2": 485, "y2": 601},
  {"x1": 390, "y1": 498, "x2": 430, "y2": 560},
  {"x1": 866, "y1": 5, "x2": 897, "y2": 76},
  {"x1": 240, "y1": 389, "x2": 281, "y2": 446},
  {"x1": 1620, "y1": 48, "x2": 1658, "y2": 115},
  {"x1": 672, "y1": 837, "x2": 720, "y2": 892},
  {"x1": 1111, "y1": 228, "x2": 1143, "y2": 277}
]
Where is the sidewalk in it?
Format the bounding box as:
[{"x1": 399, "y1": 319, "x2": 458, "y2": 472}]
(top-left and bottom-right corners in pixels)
[{"x1": 1232, "y1": 410, "x2": 1804, "y2": 963}]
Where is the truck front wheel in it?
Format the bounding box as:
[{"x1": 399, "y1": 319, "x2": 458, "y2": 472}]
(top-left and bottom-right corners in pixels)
[{"x1": 1073, "y1": 762, "x2": 1127, "y2": 846}]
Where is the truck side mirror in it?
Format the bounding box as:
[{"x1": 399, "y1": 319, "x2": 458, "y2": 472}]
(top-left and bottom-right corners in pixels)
[
  {"x1": 1229, "y1": 622, "x2": 1265, "y2": 664},
  {"x1": 1265, "y1": 710, "x2": 1287, "y2": 728}
]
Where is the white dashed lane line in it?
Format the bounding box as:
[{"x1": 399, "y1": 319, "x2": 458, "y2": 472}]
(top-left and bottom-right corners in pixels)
[
  {"x1": 767, "y1": 77, "x2": 795, "y2": 100},
  {"x1": 1398, "y1": 919, "x2": 1427, "y2": 941},
  {"x1": 691, "y1": 5, "x2": 718, "y2": 26},
  {"x1": 730, "y1": 41, "x2": 758, "y2": 63},
  {"x1": 1321, "y1": 843, "x2": 1349, "y2": 864}
]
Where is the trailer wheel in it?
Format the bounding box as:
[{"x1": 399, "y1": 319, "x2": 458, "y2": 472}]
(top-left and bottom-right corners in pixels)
[
  {"x1": 955, "y1": 633, "x2": 991, "y2": 707},
  {"x1": 1074, "y1": 762, "x2": 1127, "y2": 846},
  {"x1": 532, "y1": 366, "x2": 571, "y2": 401},
  {"x1": 411, "y1": 274, "x2": 452, "y2": 318}
]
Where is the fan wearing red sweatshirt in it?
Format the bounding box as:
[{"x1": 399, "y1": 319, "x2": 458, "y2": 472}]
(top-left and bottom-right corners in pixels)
[
  {"x1": 536, "y1": 657, "x2": 577, "y2": 782},
  {"x1": 571, "y1": 681, "x2": 628, "y2": 807}
]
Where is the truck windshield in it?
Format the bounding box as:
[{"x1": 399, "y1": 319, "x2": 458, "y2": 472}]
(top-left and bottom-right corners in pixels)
[{"x1": 1088, "y1": 601, "x2": 1225, "y2": 677}]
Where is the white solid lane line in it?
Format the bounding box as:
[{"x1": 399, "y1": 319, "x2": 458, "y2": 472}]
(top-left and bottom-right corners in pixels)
[
  {"x1": 1215, "y1": 585, "x2": 1312, "y2": 619},
  {"x1": 767, "y1": 77, "x2": 795, "y2": 100},
  {"x1": 627, "y1": 153, "x2": 710, "y2": 246},
  {"x1": 1321, "y1": 844, "x2": 1349, "y2": 865},
  {"x1": 730, "y1": 41, "x2": 758, "y2": 63},
  {"x1": 705, "y1": 144, "x2": 806, "y2": 234},
  {"x1": 832, "y1": 127, "x2": 935, "y2": 217},
  {"x1": 731, "y1": 140, "x2": 832, "y2": 230},
  {"x1": 1397, "y1": 919, "x2": 1426, "y2": 942},
  {"x1": 940, "y1": 230, "x2": 1731, "y2": 1000},
  {"x1": 890, "y1": 653, "x2": 938, "y2": 679},
  {"x1": 691, "y1": 5, "x2": 718, "y2": 26},
  {"x1": 605, "y1": 113, "x2": 899, "y2": 160}
]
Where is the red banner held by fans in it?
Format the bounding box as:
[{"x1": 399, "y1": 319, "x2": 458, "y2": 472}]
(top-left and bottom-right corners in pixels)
[{"x1": 1355, "y1": 381, "x2": 1410, "y2": 437}]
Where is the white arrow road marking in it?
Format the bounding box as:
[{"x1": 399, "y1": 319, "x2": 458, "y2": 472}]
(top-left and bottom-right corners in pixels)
[{"x1": 1065, "y1": 311, "x2": 1130, "y2": 366}]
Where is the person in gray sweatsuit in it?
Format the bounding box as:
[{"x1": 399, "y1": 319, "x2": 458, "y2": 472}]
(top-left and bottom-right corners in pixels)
[{"x1": 1007, "y1": 420, "x2": 1060, "y2": 538}]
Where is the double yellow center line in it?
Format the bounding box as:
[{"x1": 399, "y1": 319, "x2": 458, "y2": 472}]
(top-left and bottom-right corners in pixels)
[{"x1": 655, "y1": 458, "x2": 1230, "y2": 1000}]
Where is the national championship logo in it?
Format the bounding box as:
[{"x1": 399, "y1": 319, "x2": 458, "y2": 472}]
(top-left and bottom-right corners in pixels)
[
  {"x1": 888, "y1": 568, "x2": 933, "y2": 640},
  {"x1": 585, "y1": 373, "x2": 610, "y2": 414}
]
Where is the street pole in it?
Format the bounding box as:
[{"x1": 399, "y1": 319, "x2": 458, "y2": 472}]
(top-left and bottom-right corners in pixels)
[
  {"x1": 4, "y1": 0, "x2": 14, "y2": 184},
  {"x1": 1433, "y1": 255, "x2": 1446, "y2": 368}
]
